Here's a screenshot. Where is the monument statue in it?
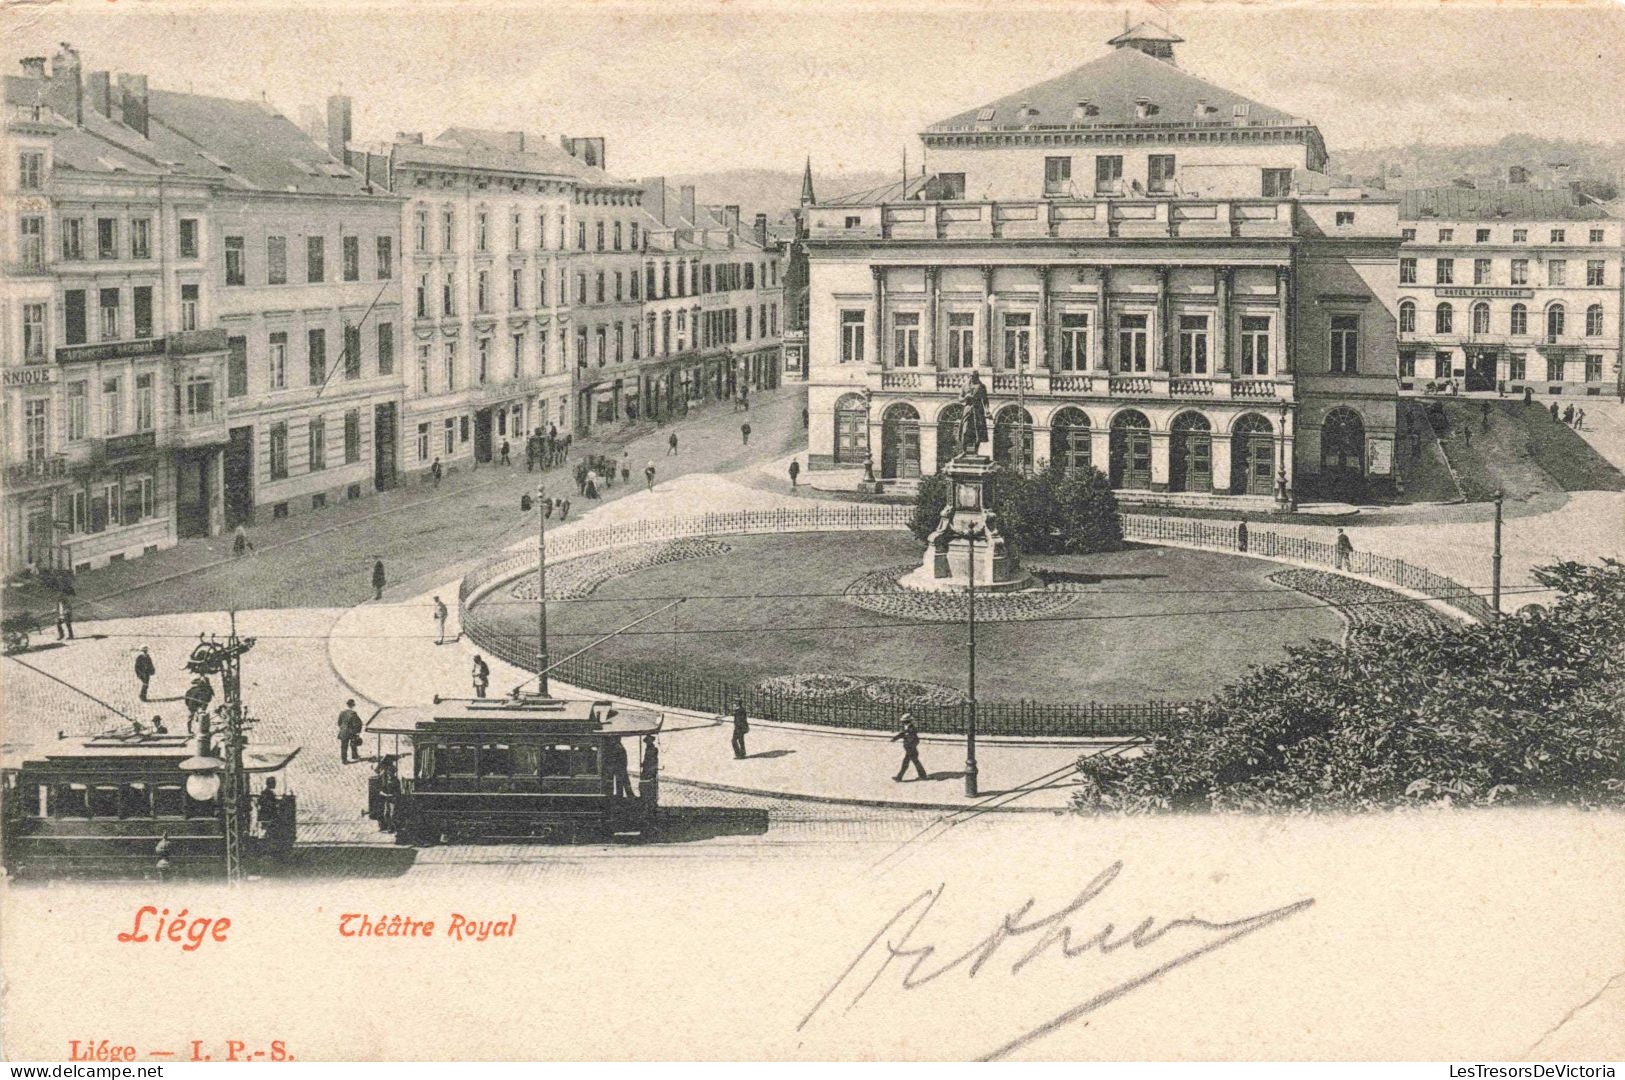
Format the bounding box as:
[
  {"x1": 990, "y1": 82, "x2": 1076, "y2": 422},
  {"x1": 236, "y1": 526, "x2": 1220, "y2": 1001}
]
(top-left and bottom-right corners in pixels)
[{"x1": 957, "y1": 371, "x2": 990, "y2": 458}]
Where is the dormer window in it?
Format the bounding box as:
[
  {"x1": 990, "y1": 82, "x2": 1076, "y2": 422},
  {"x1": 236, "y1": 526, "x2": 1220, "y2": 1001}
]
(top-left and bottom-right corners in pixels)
[
  {"x1": 975, "y1": 107, "x2": 996, "y2": 122},
  {"x1": 1072, "y1": 101, "x2": 1099, "y2": 121},
  {"x1": 1018, "y1": 101, "x2": 1039, "y2": 120},
  {"x1": 1193, "y1": 100, "x2": 1219, "y2": 118},
  {"x1": 1135, "y1": 98, "x2": 1159, "y2": 119},
  {"x1": 1232, "y1": 103, "x2": 1251, "y2": 120}
]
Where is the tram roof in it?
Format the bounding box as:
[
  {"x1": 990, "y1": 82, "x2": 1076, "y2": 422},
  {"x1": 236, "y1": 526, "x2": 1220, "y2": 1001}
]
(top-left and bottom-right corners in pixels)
[
  {"x1": 366, "y1": 696, "x2": 663, "y2": 738},
  {"x1": 2, "y1": 733, "x2": 300, "y2": 773}
]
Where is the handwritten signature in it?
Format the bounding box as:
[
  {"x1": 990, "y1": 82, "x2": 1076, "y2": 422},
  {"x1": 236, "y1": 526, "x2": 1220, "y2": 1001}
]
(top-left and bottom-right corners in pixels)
[{"x1": 800, "y1": 860, "x2": 1313, "y2": 1060}]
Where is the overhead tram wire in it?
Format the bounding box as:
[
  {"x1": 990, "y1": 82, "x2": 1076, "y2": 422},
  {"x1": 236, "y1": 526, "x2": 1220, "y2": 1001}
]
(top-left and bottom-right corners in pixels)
[
  {"x1": 314, "y1": 276, "x2": 391, "y2": 399},
  {"x1": 4, "y1": 653, "x2": 143, "y2": 728},
  {"x1": 58, "y1": 581, "x2": 1560, "y2": 642}
]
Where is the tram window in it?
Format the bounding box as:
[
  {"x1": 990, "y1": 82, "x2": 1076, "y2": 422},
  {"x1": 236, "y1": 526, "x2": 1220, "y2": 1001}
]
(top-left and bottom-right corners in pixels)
[
  {"x1": 440, "y1": 743, "x2": 478, "y2": 777},
  {"x1": 416, "y1": 744, "x2": 436, "y2": 779},
  {"x1": 153, "y1": 784, "x2": 185, "y2": 817},
  {"x1": 512, "y1": 744, "x2": 542, "y2": 777},
  {"x1": 545, "y1": 743, "x2": 599, "y2": 778},
  {"x1": 36, "y1": 784, "x2": 49, "y2": 818},
  {"x1": 184, "y1": 791, "x2": 215, "y2": 818},
  {"x1": 54, "y1": 783, "x2": 90, "y2": 818},
  {"x1": 89, "y1": 785, "x2": 120, "y2": 817},
  {"x1": 479, "y1": 743, "x2": 514, "y2": 776},
  {"x1": 122, "y1": 782, "x2": 152, "y2": 818}
]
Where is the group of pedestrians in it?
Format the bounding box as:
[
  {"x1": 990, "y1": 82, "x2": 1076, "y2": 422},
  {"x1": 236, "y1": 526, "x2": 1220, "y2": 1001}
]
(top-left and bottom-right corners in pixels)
[
  {"x1": 722, "y1": 701, "x2": 930, "y2": 783},
  {"x1": 525, "y1": 426, "x2": 570, "y2": 472},
  {"x1": 1550, "y1": 402, "x2": 1588, "y2": 431}
]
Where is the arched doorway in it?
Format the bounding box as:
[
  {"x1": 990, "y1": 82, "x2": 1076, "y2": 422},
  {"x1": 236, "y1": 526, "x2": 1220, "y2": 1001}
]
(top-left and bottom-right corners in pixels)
[
  {"x1": 1049, "y1": 407, "x2": 1092, "y2": 474},
  {"x1": 1109, "y1": 410, "x2": 1152, "y2": 490},
  {"x1": 880, "y1": 402, "x2": 921, "y2": 479},
  {"x1": 1320, "y1": 407, "x2": 1365, "y2": 491},
  {"x1": 935, "y1": 403, "x2": 963, "y2": 469},
  {"x1": 993, "y1": 406, "x2": 1034, "y2": 472},
  {"x1": 833, "y1": 394, "x2": 868, "y2": 465},
  {"x1": 1169, "y1": 412, "x2": 1213, "y2": 493},
  {"x1": 1230, "y1": 413, "x2": 1274, "y2": 496}
]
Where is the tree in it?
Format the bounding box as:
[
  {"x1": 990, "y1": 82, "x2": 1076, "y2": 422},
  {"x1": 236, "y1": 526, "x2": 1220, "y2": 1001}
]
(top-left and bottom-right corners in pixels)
[
  {"x1": 1074, "y1": 559, "x2": 1625, "y2": 813},
  {"x1": 908, "y1": 464, "x2": 1123, "y2": 555}
]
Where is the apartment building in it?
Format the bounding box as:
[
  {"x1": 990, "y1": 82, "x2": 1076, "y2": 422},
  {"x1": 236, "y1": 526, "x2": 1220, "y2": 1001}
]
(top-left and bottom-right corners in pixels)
[{"x1": 1396, "y1": 185, "x2": 1624, "y2": 397}]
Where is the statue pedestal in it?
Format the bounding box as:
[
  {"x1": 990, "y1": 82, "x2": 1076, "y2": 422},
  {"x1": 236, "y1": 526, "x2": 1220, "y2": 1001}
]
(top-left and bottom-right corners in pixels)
[{"x1": 900, "y1": 454, "x2": 1034, "y2": 593}]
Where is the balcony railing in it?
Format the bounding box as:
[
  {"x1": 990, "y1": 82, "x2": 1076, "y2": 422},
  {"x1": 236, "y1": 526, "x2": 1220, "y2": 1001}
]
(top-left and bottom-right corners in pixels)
[
  {"x1": 56, "y1": 338, "x2": 164, "y2": 365},
  {"x1": 168, "y1": 328, "x2": 228, "y2": 356},
  {"x1": 4, "y1": 455, "x2": 70, "y2": 492},
  {"x1": 809, "y1": 196, "x2": 1296, "y2": 243},
  {"x1": 1110, "y1": 376, "x2": 1155, "y2": 394},
  {"x1": 875, "y1": 368, "x2": 1294, "y2": 403},
  {"x1": 880, "y1": 370, "x2": 923, "y2": 389}
]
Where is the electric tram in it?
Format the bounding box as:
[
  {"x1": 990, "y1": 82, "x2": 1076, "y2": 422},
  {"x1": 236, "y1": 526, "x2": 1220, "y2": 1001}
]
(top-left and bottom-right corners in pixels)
[
  {"x1": 364, "y1": 694, "x2": 663, "y2": 845},
  {"x1": 1, "y1": 730, "x2": 300, "y2": 880}
]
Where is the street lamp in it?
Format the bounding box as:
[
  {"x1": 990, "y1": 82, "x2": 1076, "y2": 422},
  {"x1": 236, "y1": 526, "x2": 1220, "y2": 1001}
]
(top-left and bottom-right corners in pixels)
[
  {"x1": 965, "y1": 527, "x2": 979, "y2": 799},
  {"x1": 179, "y1": 740, "x2": 225, "y2": 803},
  {"x1": 520, "y1": 486, "x2": 550, "y2": 695}
]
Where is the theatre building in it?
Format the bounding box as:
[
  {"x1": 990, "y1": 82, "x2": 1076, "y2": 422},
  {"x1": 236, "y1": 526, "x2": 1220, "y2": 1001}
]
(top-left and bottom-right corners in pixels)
[{"x1": 803, "y1": 24, "x2": 1401, "y2": 506}]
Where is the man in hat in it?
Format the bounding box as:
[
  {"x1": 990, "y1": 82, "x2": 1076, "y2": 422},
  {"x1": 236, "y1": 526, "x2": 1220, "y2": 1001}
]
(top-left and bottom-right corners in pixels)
[
  {"x1": 338, "y1": 699, "x2": 363, "y2": 764},
  {"x1": 891, "y1": 715, "x2": 927, "y2": 782},
  {"x1": 729, "y1": 701, "x2": 750, "y2": 759},
  {"x1": 135, "y1": 646, "x2": 156, "y2": 701}
]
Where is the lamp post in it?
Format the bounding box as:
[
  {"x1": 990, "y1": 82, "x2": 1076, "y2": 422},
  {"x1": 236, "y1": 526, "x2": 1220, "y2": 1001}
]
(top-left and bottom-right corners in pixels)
[
  {"x1": 521, "y1": 486, "x2": 550, "y2": 695},
  {"x1": 965, "y1": 527, "x2": 979, "y2": 799},
  {"x1": 1492, "y1": 489, "x2": 1504, "y2": 618}
]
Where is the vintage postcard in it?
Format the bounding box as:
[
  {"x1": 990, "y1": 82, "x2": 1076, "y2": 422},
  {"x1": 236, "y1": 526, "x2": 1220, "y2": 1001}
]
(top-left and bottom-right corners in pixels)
[{"x1": 1, "y1": 0, "x2": 1622, "y2": 1065}]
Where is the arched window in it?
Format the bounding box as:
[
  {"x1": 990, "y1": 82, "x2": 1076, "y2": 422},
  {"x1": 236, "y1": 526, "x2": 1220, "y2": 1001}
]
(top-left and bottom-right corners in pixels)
[
  {"x1": 1586, "y1": 304, "x2": 1605, "y2": 336},
  {"x1": 1546, "y1": 304, "x2": 1565, "y2": 341},
  {"x1": 1399, "y1": 300, "x2": 1416, "y2": 333},
  {"x1": 1435, "y1": 303, "x2": 1453, "y2": 335},
  {"x1": 1510, "y1": 304, "x2": 1528, "y2": 336},
  {"x1": 1471, "y1": 302, "x2": 1490, "y2": 335}
]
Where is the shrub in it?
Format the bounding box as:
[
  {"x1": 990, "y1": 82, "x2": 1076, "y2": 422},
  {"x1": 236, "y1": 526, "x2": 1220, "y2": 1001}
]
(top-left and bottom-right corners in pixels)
[
  {"x1": 908, "y1": 464, "x2": 1123, "y2": 555},
  {"x1": 1073, "y1": 559, "x2": 1625, "y2": 813}
]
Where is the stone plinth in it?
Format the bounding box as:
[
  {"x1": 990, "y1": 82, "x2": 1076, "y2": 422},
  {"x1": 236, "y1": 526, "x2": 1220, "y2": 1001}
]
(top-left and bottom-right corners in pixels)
[{"x1": 900, "y1": 454, "x2": 1034, "y2": 593}]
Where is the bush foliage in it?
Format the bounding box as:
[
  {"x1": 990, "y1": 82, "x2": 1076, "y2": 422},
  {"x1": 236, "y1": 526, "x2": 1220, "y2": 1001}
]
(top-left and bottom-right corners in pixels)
[
  {"x1": 1074, "y1": 559, "x2": 1625, "y2": 812},
  {"x1": 908, "y1": 464, "x2": 1124, "y2": 555}
]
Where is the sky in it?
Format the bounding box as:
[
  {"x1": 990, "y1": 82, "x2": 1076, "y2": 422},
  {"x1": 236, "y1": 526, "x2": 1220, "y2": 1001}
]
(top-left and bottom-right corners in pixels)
[{"x1": 4, "y1": 0, "x2": 1624, "y2": 181}]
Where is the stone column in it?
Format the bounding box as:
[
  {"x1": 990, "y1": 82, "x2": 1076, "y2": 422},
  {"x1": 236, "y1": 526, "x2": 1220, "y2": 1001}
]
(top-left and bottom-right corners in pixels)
[
  {"x1": 1216, "y1": 267, "x2": 1232, "y2": 374},
  {"x1": 1096, "y1": 266, "x2": 1112, "y2": 371},
  {"x1": 1277, "y1": 265, "x2": 1293, "y2": 375},
  {"x1": 1210, "y1": 430, "x2": 1233, "y2": 493},
  {"x1": 1154, "y1": 266, "x2": 1171, "y2": 372},
  {"x1": 871, "y1": 265, "x2": 886, "y2": 368},
  {"x1": 1150, "y1": 430, "x2": 1171, "y2": 491},
  {"x1": 982, "y1": 265, "x2": 996, "y2": 368},
  {"x1": 926, "y1": 267, "x2": 940, "y2": 368},
  {"x1": 1035, "y1": 265, "x2": 1049, "y2": 371}
]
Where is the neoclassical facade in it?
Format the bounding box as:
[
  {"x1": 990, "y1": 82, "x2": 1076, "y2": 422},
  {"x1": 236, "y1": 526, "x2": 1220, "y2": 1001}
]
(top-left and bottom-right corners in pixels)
[{"x1": 804, "y1": 25, "x2": 1400, "y2": 506}]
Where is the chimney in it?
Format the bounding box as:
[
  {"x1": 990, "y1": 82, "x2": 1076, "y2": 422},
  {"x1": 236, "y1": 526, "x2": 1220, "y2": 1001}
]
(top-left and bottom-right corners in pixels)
[
  {"x1": 326, "y1": 94, "x2": 352, "y2": 162},
  {"x1": 116, "y1": 73, "x2": 148, "y2": 138},
  {"x1": 20, "y1": 57, "x2": 47, "y2": 79},
  {"x1": 560, "y1": 136, "x2": 606, "y2": 170},
  {"x1": 679, "y1": 184, "x2": 696, "y2": 225},
  {"x1": 48, "y1": 43, "x2": 83, "y2": 126},
  {"x1": 754, "y1": 213, "x2": 768, "y2": 247},
  {"x1": 641, "y1": 177, "x2": 667, "y2": 225},
  {"x1": 86, "y1": 71, "x2": 111, "y2": 117}
]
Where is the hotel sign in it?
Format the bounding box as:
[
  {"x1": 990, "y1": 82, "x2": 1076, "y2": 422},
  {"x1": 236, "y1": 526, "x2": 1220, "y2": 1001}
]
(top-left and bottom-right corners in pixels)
[
  {"x1": 1437, "y1": 287, "x2": 1534, "y2": 299},
  {"x1": 4, "y1": 366, "x2": 58, "y2": 387}
]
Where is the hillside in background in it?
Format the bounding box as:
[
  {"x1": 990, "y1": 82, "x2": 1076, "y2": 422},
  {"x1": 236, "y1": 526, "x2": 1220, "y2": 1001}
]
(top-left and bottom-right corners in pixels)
[
  {"x1": 656, "y1": 168, "x2": 899, "y2": 223},
  {"x1": 1328, "y1": 134, "x2": 1625, "y2": 194}
]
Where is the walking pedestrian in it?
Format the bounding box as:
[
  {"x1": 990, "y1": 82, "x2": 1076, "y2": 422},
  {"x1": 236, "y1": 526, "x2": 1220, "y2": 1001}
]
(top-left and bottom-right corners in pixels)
[
  {"x1": 433, "y1": 595, "x2": 449, "y2": 645},
  {"x1": 55, "y1": 596, "x2": 73, "y2": 641},
  {"x1": 431, "y1": 457, "x2": 443, "y2": 486},
  {"x1": 337, "y1": 699, "x2": 363, "y2": 764},
  {"x1": 526, "y1": 434, "x2": 538, "y2": 472},
  {"x1": 644, "y1": 461, "x2": 656, "y2": 491},
  {"x1": 135, "y1": 646, "x2": 156, "y2": 701},
  {"x1": 574, "y1": 461, "x2": 588, "y2": 494},
  {"x1": 741, "y1": 422, "x2": 751, "y2": 446},
  {"x1": 1575, "y1": 408, "x2": 1586, "y2": 431},
  {"x1": 371, "y1": 559, "x2": 386, "y2": 601},
  {"x1": 729, "y1": 701, "x2": 749, "y2": 759},
  {"x1": 639, "y1": 734, "x2": 659, "y2": 807},
  {"x1": 584, "y1": 469, "x2": 600, "y2": 499},
  {"x1": 789, "y1": 458, "x2": 800, "y2": 489},
  {"x1": 1334, "y1": 528, "x2": 1354, "y2": 571},
  {"x1": 1463, "y1": 427, "x2": 1471, "y2": 448},
  {"x1": 233, "y1": 524, "x2": 249, "y2": 558},
  {"x1": 1236, "y1": 518, "x2": 1248, "y2": 554},
  {"x1": 558, "y1": 497, "x2": 571, "y2": 521},
  {"x1": 471, "y1": 655, "x2": 490, "y2": 699},
  {"x1": 668, "y1": 432, "x2": 679, "y2": 456},
  {"x1": 500, "y1": 439, "x2": 511, "y2": 466},
  {"x1": 1497, "y1": 379, "x2": 1506, "y2": 398},
  {"x1": 1481, "y1": 400, "x2": 1491, "y2": 432},
  {"x1": 1410, "y1": 431, "x2": 1421, "y2": 460},
  {"x1": 542, "y1": 494, "x2": 555, "y2": 519},
  {"x1": 1523, "y1": 386, "x2": 1534, "y2": 406},
  {"x1": 620, "y1": 453, "x2": 631, "y2": 486},
  {"x1": 1550, "y1": 402, "x2": 1560, "y2": 421},
  {"x1": 1563, "y1": 403, "x2": 1575, "y2": 426},
  {"x1": 891, "y1": 715, "x2": 927, "y2": 782}
]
